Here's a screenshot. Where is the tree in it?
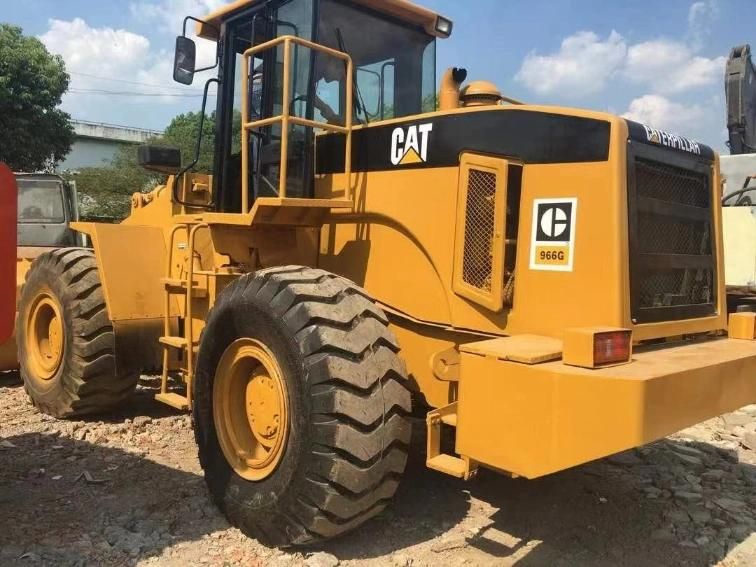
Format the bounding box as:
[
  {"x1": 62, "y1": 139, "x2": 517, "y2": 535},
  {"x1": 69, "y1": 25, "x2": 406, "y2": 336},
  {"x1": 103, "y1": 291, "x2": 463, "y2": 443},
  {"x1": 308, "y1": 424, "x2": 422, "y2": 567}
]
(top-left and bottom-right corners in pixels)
[
  {"x1": 0, "y1": 24, "x2": 74, "y2": 171},
  {"x1": 65, "y1": 145, "x2": 162, "y2": 219},
  {"x1": 64, "y1": 110, "x2": 240, "y2": 220}
]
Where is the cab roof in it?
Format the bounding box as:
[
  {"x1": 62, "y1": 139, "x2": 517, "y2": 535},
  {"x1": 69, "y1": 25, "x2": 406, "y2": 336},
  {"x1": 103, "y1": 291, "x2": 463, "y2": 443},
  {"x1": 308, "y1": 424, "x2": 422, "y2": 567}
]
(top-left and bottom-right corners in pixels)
[{"x1": 196, "y1": 0, "x2": 449, "y2": 40}]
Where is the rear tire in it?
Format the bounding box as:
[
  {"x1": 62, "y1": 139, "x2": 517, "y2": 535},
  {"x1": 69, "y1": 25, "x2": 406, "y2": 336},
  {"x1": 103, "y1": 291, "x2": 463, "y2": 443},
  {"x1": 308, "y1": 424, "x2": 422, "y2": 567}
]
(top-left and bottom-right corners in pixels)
[
  {"x1": 194, "y1": 266, "x2": 412, "y2": 547},
  {"x1": 17, "y1": 249, "x2": 138, "y2": 417}
]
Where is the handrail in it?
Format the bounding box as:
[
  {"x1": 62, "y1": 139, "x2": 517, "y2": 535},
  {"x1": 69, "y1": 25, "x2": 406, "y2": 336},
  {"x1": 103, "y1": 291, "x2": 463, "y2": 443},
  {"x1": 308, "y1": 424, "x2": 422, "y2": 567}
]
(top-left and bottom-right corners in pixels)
[
  {"x1": 185, "y1": 223, "x2": 209, "y2": 406},
  {"x1": 241, "y1": 35, "x2": 354, "y2": 212},
  {"x1": 161, "y1": 224, "x2": 189, "y2": 397}
]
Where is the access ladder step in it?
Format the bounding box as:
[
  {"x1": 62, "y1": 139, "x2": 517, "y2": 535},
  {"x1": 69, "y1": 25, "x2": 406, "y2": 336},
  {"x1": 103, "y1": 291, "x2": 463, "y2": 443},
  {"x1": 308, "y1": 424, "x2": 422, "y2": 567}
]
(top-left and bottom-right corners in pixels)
[
  {"x1": 155, "y1": 392, "x2": 190, "y2": 410},
  {"x1": 159, "y1": 336, "x2": 198, "y2": 352},
  {"x1": 426, "y1": 455, "x2": 469, "y2": 478},
  {"x1": 161, "y1": 277, "x2": 208, "y2": 298}
]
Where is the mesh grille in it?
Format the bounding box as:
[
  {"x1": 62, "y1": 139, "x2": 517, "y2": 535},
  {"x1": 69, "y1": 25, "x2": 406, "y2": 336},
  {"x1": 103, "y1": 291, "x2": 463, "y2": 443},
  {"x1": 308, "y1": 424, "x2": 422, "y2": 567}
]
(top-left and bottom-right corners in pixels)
[
  {"x1": 638, "y1": 215, "x2": 712, "y2": 255},
  {"x1": 638, "y1": 270, "x2": 713, "y2": 308},
  {"x1": 462, "y1": 169, "x2": 497, "y2": 291},
  {"x1": 629, "y1": 152, "x2": 716, "y2": 322},
  {"x1": 636, "y1": 159, "x2": 710, "y2": 207}
]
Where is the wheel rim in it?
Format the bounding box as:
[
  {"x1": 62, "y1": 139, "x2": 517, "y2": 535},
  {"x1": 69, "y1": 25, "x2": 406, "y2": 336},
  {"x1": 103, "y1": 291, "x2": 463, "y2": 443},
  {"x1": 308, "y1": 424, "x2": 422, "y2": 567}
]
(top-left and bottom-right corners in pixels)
[
  {"x1": 213, "y1": 338, "x2": 289, "y2": 481},
  {"x1": 26, "y1": 291, "x2": 65, "y2": 380}
]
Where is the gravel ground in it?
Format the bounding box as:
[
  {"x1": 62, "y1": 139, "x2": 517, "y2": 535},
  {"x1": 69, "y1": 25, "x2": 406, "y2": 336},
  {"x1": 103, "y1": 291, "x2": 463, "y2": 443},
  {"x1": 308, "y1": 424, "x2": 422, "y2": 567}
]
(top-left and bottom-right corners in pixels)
[{"x1": 1, "y1": 372, "x2": 755, "y2": 567}]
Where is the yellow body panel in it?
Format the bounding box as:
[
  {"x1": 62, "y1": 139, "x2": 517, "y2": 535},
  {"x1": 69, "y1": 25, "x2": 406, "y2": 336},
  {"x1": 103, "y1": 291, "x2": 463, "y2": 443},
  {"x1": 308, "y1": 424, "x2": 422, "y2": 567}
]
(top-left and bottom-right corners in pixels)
[
  {"x1": 457, "y1": 337, "x2": 756, "y2": 478},
  {"x1": 72, "y1": 223, "x2": 169, "y2": 321}
]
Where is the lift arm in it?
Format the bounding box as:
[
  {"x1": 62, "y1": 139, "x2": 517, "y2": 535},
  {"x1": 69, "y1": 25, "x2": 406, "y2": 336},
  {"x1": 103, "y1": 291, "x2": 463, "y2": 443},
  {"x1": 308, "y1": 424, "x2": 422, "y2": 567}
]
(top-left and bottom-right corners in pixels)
[{"x1": 726, "y1": 44, "x2": 756, "y2": 155}]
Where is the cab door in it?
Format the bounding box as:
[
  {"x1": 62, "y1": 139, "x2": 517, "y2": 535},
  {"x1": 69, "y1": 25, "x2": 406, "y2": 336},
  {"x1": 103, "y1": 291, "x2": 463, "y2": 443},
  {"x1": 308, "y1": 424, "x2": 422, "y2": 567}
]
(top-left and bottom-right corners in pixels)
[{"x1": 214, "y1": 0, "x2": 318, "y2": 212}]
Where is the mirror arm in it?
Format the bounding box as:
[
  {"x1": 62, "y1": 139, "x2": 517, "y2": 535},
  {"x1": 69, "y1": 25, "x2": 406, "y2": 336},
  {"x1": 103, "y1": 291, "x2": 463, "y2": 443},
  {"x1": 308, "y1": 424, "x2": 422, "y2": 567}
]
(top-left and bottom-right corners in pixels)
[
  {"x1": 182, "y1": 16, "x2": 219, "y2": 38},
  {"x1": 182, "y1": 16, "x2": 221, "y2": 73},
  {"x1": 172, "y1": 77, "x2": 219, "y2": 210}
]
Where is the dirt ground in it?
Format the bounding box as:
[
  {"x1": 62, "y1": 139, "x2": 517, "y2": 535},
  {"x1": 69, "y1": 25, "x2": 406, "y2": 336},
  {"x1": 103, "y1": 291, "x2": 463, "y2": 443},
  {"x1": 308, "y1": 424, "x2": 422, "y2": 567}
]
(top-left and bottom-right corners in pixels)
[{"x1": 1, "y1": 373, "x2": 755, "y2": 567}]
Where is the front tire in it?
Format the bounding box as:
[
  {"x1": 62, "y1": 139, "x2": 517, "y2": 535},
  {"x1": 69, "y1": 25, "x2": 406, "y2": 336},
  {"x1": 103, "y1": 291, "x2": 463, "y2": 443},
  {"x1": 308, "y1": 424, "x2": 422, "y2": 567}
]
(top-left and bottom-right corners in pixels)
[
  {"x1": 17, "y1": 249, "x2": 138, "y2": 417},
  {"x1": 194, "y1": 266, "x2": 412, "y2": 547}
]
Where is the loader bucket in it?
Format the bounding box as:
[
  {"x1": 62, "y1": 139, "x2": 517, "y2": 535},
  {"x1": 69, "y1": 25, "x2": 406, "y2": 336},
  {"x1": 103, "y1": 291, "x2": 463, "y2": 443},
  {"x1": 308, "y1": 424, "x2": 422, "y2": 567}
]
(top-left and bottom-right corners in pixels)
[{"x1": 0, "y1": 163, "x2": 17, "y2": 343}]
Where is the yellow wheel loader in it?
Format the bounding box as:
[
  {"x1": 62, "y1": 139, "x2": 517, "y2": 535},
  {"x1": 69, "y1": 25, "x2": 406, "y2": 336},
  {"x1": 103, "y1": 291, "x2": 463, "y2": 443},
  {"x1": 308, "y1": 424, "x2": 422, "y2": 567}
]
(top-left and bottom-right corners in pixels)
[
  {"x1": 15, "y1": 0, "x2": 756, "y2": 547},
  {"x1": 0, "y1": 174, "x2": 85, "y2": 373}
]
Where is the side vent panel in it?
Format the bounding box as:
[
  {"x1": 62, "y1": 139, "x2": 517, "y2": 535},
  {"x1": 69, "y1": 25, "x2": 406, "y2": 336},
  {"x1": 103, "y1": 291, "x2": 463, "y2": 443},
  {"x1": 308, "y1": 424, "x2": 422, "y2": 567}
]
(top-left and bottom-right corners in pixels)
[{"x1": 453, "y1": 154, "x2": 509, "y2": 311}]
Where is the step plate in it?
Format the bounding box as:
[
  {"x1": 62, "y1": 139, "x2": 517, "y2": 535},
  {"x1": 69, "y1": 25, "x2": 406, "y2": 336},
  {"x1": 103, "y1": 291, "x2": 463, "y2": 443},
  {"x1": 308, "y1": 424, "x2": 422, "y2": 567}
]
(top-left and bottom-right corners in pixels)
[{"x1": 155, "y1": 392, "x2": 190, "y2": 411}]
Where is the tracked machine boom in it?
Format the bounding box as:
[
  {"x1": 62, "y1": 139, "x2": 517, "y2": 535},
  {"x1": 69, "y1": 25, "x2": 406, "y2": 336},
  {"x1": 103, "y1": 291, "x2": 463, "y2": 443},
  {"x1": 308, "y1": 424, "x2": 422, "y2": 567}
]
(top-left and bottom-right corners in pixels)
[{"x1": 15, "y1": 0, "x2": 756, "y2": 546}]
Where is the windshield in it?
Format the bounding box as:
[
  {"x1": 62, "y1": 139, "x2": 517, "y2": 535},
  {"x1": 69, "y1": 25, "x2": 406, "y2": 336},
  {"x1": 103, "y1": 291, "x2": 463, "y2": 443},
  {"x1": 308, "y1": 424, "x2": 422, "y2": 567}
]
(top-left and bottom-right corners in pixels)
[
  {"x1": 316, "y1": 0, "x2": 436, "y2": 122},
  {"x1": 17, "y1": 179, "x2": 66, "y2": 224}
]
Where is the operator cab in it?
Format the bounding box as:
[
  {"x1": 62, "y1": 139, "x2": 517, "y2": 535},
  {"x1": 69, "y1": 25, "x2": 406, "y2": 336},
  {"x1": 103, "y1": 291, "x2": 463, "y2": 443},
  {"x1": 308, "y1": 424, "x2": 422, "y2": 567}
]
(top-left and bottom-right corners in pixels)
[
  {"x1": 174, "y1": 0, "x2": 450, "y2": 213},
  {"x1": 16, "y1": 174, "x2": 80, "y2": 247}
]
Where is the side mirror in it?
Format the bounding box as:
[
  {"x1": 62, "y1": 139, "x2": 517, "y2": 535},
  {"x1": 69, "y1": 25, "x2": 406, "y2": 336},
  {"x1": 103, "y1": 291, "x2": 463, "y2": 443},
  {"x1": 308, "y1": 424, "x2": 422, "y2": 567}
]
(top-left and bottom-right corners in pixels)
[{"x1": 173, "y1": 36, "x2": 197, "y2": 85}]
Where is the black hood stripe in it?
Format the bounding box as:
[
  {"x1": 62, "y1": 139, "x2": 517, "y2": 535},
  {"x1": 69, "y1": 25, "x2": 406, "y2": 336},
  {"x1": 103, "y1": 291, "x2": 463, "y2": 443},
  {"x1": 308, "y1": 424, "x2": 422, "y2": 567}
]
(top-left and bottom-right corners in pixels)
[{"x1": 316, "y1": 109, "x2": 612, "y2": 174}]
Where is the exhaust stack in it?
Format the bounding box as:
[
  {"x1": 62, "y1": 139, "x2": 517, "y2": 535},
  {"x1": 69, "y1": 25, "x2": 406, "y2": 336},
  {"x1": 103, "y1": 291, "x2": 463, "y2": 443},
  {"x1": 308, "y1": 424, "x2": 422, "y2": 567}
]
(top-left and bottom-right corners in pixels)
[{"x1": 439, "y1": 67, "x2": 468, "y2": 111}]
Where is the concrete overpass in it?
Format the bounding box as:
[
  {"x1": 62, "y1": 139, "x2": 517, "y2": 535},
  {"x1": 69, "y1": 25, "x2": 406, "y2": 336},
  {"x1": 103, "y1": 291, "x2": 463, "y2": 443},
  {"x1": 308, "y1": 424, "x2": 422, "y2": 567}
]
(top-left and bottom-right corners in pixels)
[{"x1": 58, "y1": 120, "x2": 163, "y2": 171}]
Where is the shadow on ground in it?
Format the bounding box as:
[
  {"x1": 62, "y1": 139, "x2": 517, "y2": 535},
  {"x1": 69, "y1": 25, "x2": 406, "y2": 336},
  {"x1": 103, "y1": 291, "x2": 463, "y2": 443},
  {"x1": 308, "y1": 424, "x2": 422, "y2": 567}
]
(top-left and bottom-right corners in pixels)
[
  {"x1": 1, "y1": 388, "x2": 753, "y2": 566},
  {"x1": 321, "y1": 431, "x2": 755, "y2": 566}
]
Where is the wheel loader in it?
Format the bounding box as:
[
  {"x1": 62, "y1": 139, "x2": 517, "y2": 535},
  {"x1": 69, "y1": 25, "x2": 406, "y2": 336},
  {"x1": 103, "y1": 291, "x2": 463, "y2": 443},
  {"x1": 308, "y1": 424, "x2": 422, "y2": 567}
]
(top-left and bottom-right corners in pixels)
[
  {"x1": 14, "y1": 0, "x2": 756, "y2": 547},
  {"x1": 0, "y1": 173, "x2": 83, "y2": 372}
]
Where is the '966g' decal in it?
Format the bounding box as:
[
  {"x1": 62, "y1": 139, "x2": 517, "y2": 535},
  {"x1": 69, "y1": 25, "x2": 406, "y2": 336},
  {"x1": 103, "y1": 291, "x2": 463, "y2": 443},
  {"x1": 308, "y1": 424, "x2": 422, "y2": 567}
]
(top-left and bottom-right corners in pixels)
[{"x1": 529, "y1": 198, "x2": 577, "y2": 272}]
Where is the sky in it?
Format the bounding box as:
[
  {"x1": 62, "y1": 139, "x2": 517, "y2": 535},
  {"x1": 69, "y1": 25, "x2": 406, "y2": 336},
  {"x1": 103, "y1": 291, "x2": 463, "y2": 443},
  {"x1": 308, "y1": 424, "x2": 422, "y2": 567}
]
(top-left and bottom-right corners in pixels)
[{"x1": 3, "y1": 0, "x2": 754, "y2": 151}]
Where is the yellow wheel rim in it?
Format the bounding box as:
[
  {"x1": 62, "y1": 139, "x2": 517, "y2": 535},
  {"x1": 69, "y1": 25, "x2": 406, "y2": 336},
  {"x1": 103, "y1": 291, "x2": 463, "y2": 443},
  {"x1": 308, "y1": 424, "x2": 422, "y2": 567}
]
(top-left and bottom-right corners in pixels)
[
  {"x1": 26, "y1": 291, "x2": 65, "y2": 380},
  {"x1": 213, "y1": 338, "x2": 289, "y2": 481}
]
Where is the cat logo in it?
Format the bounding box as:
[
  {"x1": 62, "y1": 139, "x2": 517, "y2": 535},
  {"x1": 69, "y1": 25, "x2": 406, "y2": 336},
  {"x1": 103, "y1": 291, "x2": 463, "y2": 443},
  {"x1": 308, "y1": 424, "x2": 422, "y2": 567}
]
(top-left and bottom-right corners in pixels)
[{"x1": 390, "y1": 123, "x2": 433, "y2": 166}]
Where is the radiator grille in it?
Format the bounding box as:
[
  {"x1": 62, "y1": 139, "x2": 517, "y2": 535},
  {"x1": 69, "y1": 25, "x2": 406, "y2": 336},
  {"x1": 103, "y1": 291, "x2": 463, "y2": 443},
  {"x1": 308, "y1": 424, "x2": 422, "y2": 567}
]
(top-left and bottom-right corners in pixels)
[
  {"x1": 628, "y1": 149, "x2": 716, "y2": 323},
  {"x1": 636, "y1": 159, "x2": 710, "y2": 207},
  {"x1": 462, "y1": 169, "x2": 497, "y2": 291}
]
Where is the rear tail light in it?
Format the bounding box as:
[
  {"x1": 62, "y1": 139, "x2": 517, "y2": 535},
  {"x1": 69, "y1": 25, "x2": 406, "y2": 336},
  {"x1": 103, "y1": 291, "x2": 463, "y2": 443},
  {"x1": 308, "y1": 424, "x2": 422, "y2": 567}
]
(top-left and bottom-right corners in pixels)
[
  {"x1": 563, "y1": 327, "x2": 633, "y2": 369},
  {"x1": 593, "y1": 330, "x2": 632, "y2": 366}
]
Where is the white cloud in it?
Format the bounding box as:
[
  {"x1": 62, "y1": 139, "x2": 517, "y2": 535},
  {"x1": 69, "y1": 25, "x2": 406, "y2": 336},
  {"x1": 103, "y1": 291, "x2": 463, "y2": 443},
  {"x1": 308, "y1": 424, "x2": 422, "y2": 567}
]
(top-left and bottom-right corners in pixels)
[
  {"x1": 42, "y1": 18, "x2": 152, "y2": 80},
  {"x1": 515, "y1": 31, "x2": 627, "y2": 98},
  {"x1": 624, "y1": 39, "x2": 725, "y2": 94},
  {"x1": 130, "y1": 0, "x2": 225, "y2": 34},
  {"x1": 688, "y1": 0, "x2": 719, "y2": 50},
  {"x1": 515, "y1": 1, "x2": 724, "y2": 99},
  {"x1": 40, "y1": 16, "x2": 218, "y2": 126},
  {"x1": 622, "y1": 94, "x2": 706, "y2": 133},
  {"x1": 130, "y1": 0, "x2": 222, "y2": 71}
]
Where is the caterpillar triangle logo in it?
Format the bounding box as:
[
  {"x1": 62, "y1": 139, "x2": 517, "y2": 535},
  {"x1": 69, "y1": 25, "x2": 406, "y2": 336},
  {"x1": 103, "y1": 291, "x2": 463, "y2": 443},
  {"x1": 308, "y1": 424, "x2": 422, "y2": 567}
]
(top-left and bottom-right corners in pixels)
[{"x1": 391, "y1": 123, "x2": 433, "y2": 166}]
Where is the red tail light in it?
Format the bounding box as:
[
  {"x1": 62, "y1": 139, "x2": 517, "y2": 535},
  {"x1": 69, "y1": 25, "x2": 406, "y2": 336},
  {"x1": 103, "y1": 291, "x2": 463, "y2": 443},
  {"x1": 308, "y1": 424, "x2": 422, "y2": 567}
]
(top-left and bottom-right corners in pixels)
[{"x1": 593, "y1": 331, "x2": 632, "y2": 366}]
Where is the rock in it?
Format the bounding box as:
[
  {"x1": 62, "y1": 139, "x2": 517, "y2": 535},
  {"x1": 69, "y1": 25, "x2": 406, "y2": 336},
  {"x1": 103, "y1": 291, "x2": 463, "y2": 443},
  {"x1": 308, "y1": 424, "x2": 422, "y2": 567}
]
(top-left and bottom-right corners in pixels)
[
  {"x1": 672, "y1": 452, "x2": 703, "y2": 467},
  {"x1": 701, "y1": 469, "x2": 726, "y2": 482},
  {"x1": 651, "y1": 528, "x2": 675, "y2": 542},
  {"x1": 674, "y1": 491, "x2": 703, "y2": 503},
  {"x1": 665, "y1": 509, "x2": 692, "y2": 525},
  {"x1": 133, "y1": 416, "x2": 152, "y2": 428},
  {"x1": 644, "y1": 487, "x2": 662, "y2": 499},
  {"x1": 431, "y1": 535, "x2": 467, "y2": 553},
  {"x1": 723, "y1": 413, "x2": 752, "y2": 428},
  {"x1": 304, "y1": 552, "x2": 339, "y2": 567},
  {"x1": 695, "y1": 535, "x2": 711, "y2": 546},
  {"x1": 714, "y1": 497, "x2": 745, "y2": 513},
  {"x1": 673, "y1": 444, "x2": 707, "y2": 458},
  {"x1": 607, "y1": 451, "x2": 643, "y2": 466},
  {"x1": 392, "y1": 553, "x2": 412, "y2": 566},
  {"x1": 689, "y1": 508, "x2": 712, "y2": 525},
  {"x1": 743, "y1": 432, "x2": 756, "y2": 451}
]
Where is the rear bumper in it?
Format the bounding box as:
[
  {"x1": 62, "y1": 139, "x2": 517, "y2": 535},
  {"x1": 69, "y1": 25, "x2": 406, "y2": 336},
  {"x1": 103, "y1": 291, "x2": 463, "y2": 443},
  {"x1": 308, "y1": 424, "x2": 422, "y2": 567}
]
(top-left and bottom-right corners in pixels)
[{"x1": 456, "y1": 337, "x2": 756, "y2": 479}]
